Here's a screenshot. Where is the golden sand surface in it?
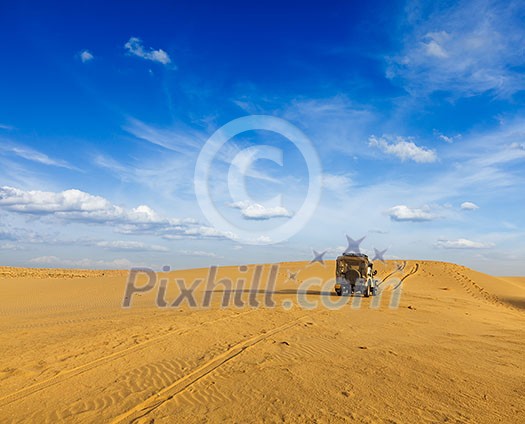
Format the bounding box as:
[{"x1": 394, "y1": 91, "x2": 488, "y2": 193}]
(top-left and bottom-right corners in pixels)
[{"x1": 0, "y1": 260, "x2": 524, "y2": 423}]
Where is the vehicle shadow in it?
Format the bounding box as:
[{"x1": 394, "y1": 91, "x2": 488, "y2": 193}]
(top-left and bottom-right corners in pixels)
[{"x1": 203, "y1": 288, "x2": 335, "y2": 297}]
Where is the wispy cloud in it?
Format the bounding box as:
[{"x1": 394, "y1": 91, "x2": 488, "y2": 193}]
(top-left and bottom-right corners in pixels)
[
  {"x1": 92, "y1": 153, "x2": 130, "y2": 178},
  {"x1": 0, "y1": 224, "x2": 44, "y2": 244},
  {"x1": 369, "y1": 135, "x2": 437, "y2": 163},
  {"x1": 281, "y1": 95, "x2": 377, "y2": 158},
  {"x1": 95, "y1": 240, "x2": 168, "y2": 252},
  {"x1": 322, "y1": 173, "x2": 353, "y2": 192},
  {"x1": 178, "y1": 250, "x2": 223, "y2": 258},
  {"x1": 0, "y1": 123, "x2": 14, "y2": 130},
  {"x1": 388, "y1": 0, "x2": 525, "y2": 97},
  {"x1": 29, "y1": 255, "x2": 133, "y2": 269},
  {"x1": 124, "y1": 37, "x2": 171, "y2": 65},
  {"x1": 0, "y1": 142, "x2": 76, "y2": 170},
  {"x1": 434, "y1": 130, "x2": 461, "y2": 143},
  {"x1": 123, "y1": 117, "x2": 202, "y2": 154}
]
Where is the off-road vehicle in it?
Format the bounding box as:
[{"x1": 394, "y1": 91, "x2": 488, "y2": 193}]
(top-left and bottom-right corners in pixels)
[{"x1": 334, "y1": 253, "x2": 378, "y2": 297}]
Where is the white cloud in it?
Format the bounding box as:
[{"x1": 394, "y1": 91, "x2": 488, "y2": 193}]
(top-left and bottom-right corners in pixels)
[
  {"x1": 369, "y1": 135, "x2": 437, "y2": 163},
  {"x1": 29, "y1": 255, "x2": 133, "y2": 269},
  {"x1": 123, "y1": 118, "x2": 202, "y2": 154},
  {"x1": 0, "y1": 242, "x2": 24, "y2": 250},
  {"x1": 179, "y1": 226, "x2": 237, "y2": 239},
  {"x1": 0, "y1": 142, "x2": 76, "y2": 169},
  {"x1": 178, "y1": 250, "x2": 223, "y2": 258},
  {"x1": 387, "y1": 205, "x2": 438, "y2": 222},
  {"x1": 79, "y1": 50, "x2": 94, "y2": 63},
  {"x1": 0, "y1": 186, "x2": 127, "y2": 217},
  {"x1": 435, "y1": 238, "x2": 494, "y2": 249},
  {"x1": 438, "y1": 135, "x2": 453, "y2": 143},
  {"x1": 95, "y1": 240, "x2": 168, "y2": 252},
  {"x1": 0, "y1": 123, "x2": 14, "y2": 130},
  {"x1": 460, "y1": 201, "x2": 479, "y2": 210},
  {"x1": 230, "y1": 200, "x2": 293, "y2": 220},
  {"x1": 387, "y1": 0, "x2": 525, "y2": 96},
  {"x1": 422, "y1": 31, "x2": 451, "y2": 58},
  {"x1": 0, "y1": 223, "x2": 46, "y2": 244},
  {"x1": 281, "y1": 95, "x2": 377, "y2": 158},
  {"x1": 424, "y1": 36, "x2": 448, "y2": 58},
  {"x1": 434, "y1": 131, "x2": 461, "y2": 143},
  {"x1": 256, "y1": 235, "x2": 272, "y2": 243},
  {"x1": 124, "y1": 37, "x2": 171, "y2": 65},
  {"x1": 0, "y1": 186, "x2": 233, "y2": 240},
  {"x1": 322, "y1": 174, "x2": 353, "y2": 192}
]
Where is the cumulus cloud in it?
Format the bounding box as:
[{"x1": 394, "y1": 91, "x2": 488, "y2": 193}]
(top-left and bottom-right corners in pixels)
[
  {"x1": 124, "y1": 37, "x2": 171, "y2": 65},
  {"x1": 0, "y1": 186, "x2": 147, "y2": 221},
  {"x1": 387, "y1": 205, "x2": 438, "y2": 222},
  {"x1": 230, "y1": 200, "x2": 293, "y2": 220},
  {"x1": 79, "y1": 50, "x2": 94, "y2": 63},
  {"x1": 461, "y1": 201, "x2": 479, "y2": 210},
  {"x1": 0, "y1": 186, "x2": 232, "y2": 240},
  {"x1": 435, "y1": 238, "x2": 494, "y2": 249},
  {"x1": 369, "y1": 135, "x2": 437, "y2": 163}
]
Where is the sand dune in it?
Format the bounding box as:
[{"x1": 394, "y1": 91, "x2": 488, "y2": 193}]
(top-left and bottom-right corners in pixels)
[{"x1": 0, "y1": 260, "x2": 524, "y2": 423}]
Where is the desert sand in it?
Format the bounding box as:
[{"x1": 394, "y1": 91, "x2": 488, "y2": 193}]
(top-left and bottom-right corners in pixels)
[{"x1": 0, "y1": 260, "x2": 524, "y2": 423}]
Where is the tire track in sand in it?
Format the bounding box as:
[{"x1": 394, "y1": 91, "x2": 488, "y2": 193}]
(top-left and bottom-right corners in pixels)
[
  {"x1": 0, "y1": 310, "x2": 256, "y2": 407},
  {"x1": 379, "y1": 261, "x2": 407, "y2": 285},
  {"x1": 110, "y1": 315, "x2": 308, "y2": 424}
]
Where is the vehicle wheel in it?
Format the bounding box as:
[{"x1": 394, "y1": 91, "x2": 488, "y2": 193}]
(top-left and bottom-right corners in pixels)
[
  {"x1": 364, "y1": 285, "x2": 370, "y2": 297},
  {"x1": 335, "y1": 289, "x2": 342, "y2": 296}
]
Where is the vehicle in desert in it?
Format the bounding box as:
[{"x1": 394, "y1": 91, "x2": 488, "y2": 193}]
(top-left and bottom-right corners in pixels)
[{"x1": 334, "y1": 253, "x2": 378, "y2": 297}]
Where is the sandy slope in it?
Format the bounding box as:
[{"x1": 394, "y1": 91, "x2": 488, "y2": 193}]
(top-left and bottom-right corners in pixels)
[{"x1": 0, "y1": 260, "x2": 524, "y2": 423}]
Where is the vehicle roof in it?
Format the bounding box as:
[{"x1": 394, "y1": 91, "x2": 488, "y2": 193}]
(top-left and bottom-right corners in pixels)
[{"x1": 336, "y1": 253, "x2": 370, "y2": 263}]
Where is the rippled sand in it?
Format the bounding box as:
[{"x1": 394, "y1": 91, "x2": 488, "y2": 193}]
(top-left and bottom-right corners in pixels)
[{"x1": 1, "y1": 260, "x2": 524, "y2": 423}]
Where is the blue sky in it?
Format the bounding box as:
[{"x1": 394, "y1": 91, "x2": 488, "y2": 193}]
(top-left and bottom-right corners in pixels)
[{"x1": 1, "y1": 0, "x2": 524, "y2": 274}]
